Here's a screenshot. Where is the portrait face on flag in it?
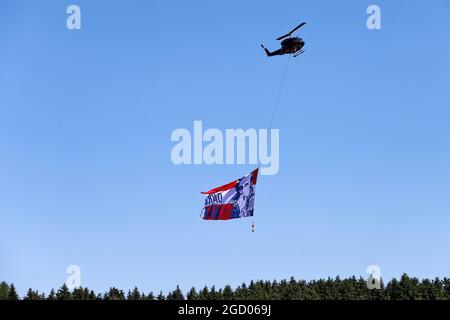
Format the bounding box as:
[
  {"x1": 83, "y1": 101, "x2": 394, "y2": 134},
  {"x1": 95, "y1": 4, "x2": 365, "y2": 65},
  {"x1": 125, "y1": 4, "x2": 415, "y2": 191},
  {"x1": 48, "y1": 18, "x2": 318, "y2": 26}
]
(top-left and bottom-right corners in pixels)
[{"x1": 231, "y1": 174, "x2": 256, "y2": 218}]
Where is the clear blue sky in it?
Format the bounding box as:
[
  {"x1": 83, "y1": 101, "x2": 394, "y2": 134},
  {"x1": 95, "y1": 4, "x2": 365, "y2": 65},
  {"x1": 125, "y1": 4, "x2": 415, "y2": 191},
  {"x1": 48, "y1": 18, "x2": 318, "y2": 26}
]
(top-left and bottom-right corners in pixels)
[{"x1": 1, "y1": 0, "x2": 449, "y2": 295}]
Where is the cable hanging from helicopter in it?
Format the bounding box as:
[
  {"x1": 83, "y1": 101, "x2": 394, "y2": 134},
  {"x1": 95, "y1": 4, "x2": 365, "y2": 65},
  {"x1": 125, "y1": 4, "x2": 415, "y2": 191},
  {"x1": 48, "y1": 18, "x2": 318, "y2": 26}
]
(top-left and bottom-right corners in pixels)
[
  {"x1": 262, "y1": 22, "x2": 307, "y2": 134},
  {"x1": 199, "y1": 22, "x2": 306, "y2": 233},
  {"x1": 255, "y1": 22, "x2": 307, "y2": 230}
]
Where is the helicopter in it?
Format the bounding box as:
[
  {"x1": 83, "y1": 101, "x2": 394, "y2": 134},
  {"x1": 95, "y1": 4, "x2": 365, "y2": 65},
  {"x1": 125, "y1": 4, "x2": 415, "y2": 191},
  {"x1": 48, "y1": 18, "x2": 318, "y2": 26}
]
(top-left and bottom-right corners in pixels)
[{"x1": 261, "y1": 22, "x2": 306, "y2": 57}]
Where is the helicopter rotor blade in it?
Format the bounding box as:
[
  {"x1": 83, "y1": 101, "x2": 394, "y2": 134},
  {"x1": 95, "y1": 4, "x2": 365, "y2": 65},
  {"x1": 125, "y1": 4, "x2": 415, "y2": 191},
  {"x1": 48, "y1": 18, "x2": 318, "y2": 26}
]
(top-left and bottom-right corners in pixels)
[
  {"x1": 289, "y1": 22, "x2": 306, "y2": 34},
  {"x1": 276, "y1": 22, "x2": 306, "y2": 40},
  {"x1": 276, "y1": 33, "x2": 291, "y2": 41}
]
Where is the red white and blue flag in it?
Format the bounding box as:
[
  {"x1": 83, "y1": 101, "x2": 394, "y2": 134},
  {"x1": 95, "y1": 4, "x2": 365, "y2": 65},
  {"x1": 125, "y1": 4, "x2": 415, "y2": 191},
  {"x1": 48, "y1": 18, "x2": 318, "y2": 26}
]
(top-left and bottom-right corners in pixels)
[{"x1": 201, "y1": 169, "x2": 258, "y2": 220}]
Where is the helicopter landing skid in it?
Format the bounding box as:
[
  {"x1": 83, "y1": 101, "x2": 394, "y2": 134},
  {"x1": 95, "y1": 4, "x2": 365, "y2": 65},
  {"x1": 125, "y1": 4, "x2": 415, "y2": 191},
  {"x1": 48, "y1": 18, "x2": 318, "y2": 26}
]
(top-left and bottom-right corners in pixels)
[{"x1": 293, "y1": 49, "x2": 305, "y2": 57}]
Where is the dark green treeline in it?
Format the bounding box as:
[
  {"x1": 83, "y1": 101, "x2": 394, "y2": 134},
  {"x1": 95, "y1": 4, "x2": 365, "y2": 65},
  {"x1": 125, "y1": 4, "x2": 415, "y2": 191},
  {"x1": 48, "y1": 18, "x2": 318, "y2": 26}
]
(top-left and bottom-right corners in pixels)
[{"x1": 1, "y1": 274, "x2": 450, "y2": 300}]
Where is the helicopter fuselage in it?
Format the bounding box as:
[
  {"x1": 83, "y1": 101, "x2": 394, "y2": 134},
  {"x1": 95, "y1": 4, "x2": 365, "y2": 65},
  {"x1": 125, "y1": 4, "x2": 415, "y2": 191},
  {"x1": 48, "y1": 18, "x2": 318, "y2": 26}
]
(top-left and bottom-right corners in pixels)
[{"x1": 281, "y1": 37, "x2": 304, "y2": 54}]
